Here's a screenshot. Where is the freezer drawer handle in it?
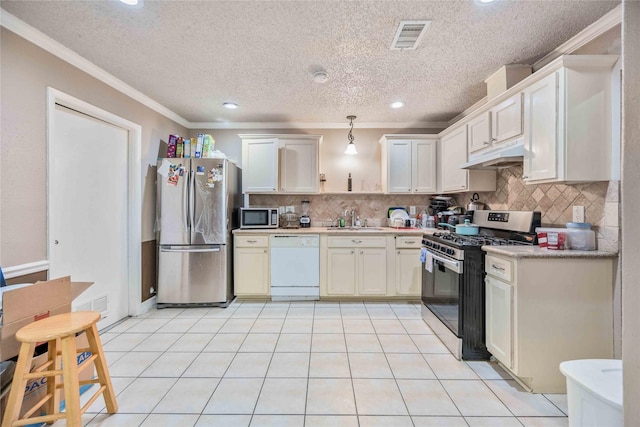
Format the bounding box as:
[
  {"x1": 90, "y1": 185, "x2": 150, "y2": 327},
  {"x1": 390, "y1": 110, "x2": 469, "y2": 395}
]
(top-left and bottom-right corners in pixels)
[
  {"x1": 161, "y1": 247, "x2": 221, "y2": 253},
  {"x1": 491, "y1": 264, "x2": 506, "y2": 271}
]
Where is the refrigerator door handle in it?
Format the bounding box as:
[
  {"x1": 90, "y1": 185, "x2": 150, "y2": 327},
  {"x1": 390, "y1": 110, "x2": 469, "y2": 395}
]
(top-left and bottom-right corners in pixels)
[
  {"x1": 160, "y1": 246, "x2": 221, "y2": 253},
  {"x1": 190, "y1": 167, "x2": 196, "y2": 234},
  {"x1": 183, "y1": 169, "x2": 190, "y2": 232}
]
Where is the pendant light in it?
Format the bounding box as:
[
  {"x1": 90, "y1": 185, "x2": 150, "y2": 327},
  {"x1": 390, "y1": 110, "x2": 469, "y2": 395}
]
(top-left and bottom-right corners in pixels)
[{"x1": 344, "y1": 115, "x2": 358, "y2": 155}]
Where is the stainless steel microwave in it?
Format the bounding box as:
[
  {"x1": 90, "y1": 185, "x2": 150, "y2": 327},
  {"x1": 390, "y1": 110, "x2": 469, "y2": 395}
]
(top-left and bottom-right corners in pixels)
[{"x1": 239, "y1": 207, "x2": 279, "y2": 229}]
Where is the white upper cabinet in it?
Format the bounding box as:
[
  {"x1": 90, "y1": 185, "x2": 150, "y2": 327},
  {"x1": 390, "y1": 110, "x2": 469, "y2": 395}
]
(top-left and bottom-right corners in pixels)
[
  {"x1": 522, "y1": 56, "x2": 618, "y2": 184},
  {"x1": 440, "y1": 126, "x2": 496, "y2": 193},
  {"x1": 380, "y1": 135, "x2": 437, "y2": 194},
  {"x1": 280, "y1": 138, "x2": 319, "y2": 193},
  {"x1": 241, "y1": 137, "x2": 279, "y2": 193},
  {"x1": 240, "y1": 134, "x2": 321, "y2": 193},
  {"x1": 468, "y1": 93, "x2": 523, "y2": 155}
]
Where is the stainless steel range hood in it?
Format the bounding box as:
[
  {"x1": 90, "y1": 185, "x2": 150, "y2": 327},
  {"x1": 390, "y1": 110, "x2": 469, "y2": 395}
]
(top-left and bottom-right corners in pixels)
[{"x1": 461, "y1": 139, "x2": 525, "y2": 170}]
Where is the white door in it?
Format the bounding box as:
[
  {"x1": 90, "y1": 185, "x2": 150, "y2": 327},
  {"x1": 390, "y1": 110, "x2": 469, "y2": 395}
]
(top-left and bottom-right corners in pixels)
[{"x1": 50, "y1": 104, "x2": 129, "y2": 330}]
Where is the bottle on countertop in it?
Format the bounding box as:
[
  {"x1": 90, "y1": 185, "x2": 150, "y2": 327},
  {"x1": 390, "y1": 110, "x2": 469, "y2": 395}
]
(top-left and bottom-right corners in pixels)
[{"x1": 348, "y1": 173, "x2": 352, "y2": 192}]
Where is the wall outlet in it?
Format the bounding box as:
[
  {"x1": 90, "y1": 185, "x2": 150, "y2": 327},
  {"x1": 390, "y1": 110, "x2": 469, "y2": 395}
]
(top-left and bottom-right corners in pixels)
[
  {"x1": 409, "y1": 206, "x2": 416, "y2": 216},
  {"x1": 573, "y1": 206, "x2": 585, "y2": 223}
]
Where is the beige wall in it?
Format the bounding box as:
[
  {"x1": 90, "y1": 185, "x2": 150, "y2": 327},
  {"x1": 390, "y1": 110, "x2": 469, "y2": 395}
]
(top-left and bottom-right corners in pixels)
[
  {"x1": 622, "y1": 1, "x2": 639, "y2": 425},
  {"x1": 0, "y1": 28, "x2": 187, "y2": 268}
]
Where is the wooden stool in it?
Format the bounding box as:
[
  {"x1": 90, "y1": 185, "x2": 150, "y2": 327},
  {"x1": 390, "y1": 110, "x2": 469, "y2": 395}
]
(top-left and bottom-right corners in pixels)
[{"x1": 1, "y1": 311, "x2": 118, "y2": 427}]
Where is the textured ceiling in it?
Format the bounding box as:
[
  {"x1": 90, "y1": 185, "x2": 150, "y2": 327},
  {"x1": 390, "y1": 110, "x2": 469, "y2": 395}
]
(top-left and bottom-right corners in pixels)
[{"x1": 1, "y1": 0, "x2": 619, "y2": 125}]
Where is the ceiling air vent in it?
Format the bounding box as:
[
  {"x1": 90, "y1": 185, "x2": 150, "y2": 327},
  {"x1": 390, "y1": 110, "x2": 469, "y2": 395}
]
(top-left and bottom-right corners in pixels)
[{"x1": 391, "y1": 20, "x2": 431, "y2": 50}]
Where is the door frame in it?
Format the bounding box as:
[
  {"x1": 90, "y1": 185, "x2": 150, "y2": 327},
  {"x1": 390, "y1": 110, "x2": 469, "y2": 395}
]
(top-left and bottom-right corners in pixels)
[{"x1": 46, "y1": 87, "x2": 143, "y2": 317}]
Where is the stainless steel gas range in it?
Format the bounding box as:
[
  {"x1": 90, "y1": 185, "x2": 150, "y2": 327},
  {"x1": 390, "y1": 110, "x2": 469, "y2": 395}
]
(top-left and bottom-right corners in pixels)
[{"x1": 421, "y1": 210, "x2": 541, "y2": 360}]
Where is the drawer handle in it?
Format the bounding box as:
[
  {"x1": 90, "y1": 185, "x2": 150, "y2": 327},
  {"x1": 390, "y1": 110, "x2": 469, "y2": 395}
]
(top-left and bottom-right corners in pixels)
[
  {"x1": 492, "y1": 264, "x2": 506, "y2": 271},
  {"x1": 247, "y1": 240, "x2": 257, "y2": 243},
  {"x1": 352, "y1": 239, "x2": 362, "y2": 244},
  {"x1": 405, "y1": 240, "x2": 416, "y2": 244}
]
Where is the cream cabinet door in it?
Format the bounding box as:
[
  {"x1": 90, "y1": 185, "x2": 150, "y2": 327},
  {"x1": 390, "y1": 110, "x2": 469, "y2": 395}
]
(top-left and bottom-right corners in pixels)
[
  {"x1": 358, "y1": 248, "x2": 387, "y2": 295},
  {"x1": 440, "y1": 127, "x2": 468, "y2": 192},
  {"x1": 395, "y1": 249, "x2": 422, "y2": 296},
  {"x1": 280, "y1": 138, "x2": 319, "y2": 193},
  {"x1": 491, "y1": 93, "x2": 523, "y2": 145},
  {"x1": 485, "y1": 275, "x2": 513, "y2": 368},
  {"x1": 242, "y1": 138, "x2": 279, "y2": 192},
  {"x1": 327, "y1": 248, "x2": 357, "y2": 295},
  {"x1": 412, "y1": 140, "x2": 437, "y2": 193},
  {"x1": 523, "y1": 72, "x2": 558, "y2": 183},
  {"x1": 234, "y1": 247, "x2": 270, "y2": 296},
  {"x1": 467, "y1": 112, "x2": 491, "y2": 154},
  {"x1": 386, "y1": 140, "x2": 412, "y2": 193}
]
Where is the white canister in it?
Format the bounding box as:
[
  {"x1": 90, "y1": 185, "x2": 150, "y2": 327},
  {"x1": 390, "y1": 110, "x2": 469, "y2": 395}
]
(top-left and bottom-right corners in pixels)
[{"x1": 566, "y1": 222, "x2": 596, "y2": 250}]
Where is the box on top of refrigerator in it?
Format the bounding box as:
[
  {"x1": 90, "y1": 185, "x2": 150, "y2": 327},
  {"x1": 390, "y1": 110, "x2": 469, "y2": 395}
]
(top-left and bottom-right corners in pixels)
[{"x1": 0, "y1": 276, "x2": 92, "y2": 361}]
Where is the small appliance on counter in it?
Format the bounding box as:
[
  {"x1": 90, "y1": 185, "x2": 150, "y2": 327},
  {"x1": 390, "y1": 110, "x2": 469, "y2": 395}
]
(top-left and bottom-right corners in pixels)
[
  {"x1": 239, "y1": 207, "x2": 279, "y2": 229},
  {"x1": 300, "y1": 200, "x2": 311, "y2": 228}
]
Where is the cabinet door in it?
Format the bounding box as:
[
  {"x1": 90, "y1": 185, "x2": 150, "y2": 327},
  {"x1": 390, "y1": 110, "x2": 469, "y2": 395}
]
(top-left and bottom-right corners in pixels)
[
  {"x1": 440, "y1": 127, "x2": 468, "y2": 192},
  {"x1": 467, "y1": 112, "x2": 491, "y2": 154},
  {"x1": 395, "y1": 249, "x2": 422, "y2": 296},
  {"x1": 242, "y1": 138, "x2": 279, "y2": 192},
  {"x1": 387, "y1": 140, "x2": 412, "y2": 193},
  {"x1": 358, "y1": 248, "x2": 387, "y2": 295},
  {"x1": 234, "y1": 247, "x2": 269, "y2": 296},
  {"x1": 485, "y1": 275, "x2": 513, "y2": 368},
  {"x1": 523, "y1": 72, "x2": 558, "y2": 182},
  {"x1": 491, "y1": 93, "x2": 523, "y2": 145},
  {"x1": 327, "y1": 248, "x2": 357, "y2": 295},
  {"x1": 280, "y1": 138, "x2": 319, "y2": 193},
  {"x1": 412, "y1": 140, "x2": 437, "y2": 193}
]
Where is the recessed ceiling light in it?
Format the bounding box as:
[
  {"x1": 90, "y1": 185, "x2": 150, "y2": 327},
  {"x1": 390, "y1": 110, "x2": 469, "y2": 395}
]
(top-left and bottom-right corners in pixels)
[
  {"x1": 477, "y1": 0, "x2": 497, "y2": 3},
  {"x1": 223, "y1": 102, "x2": 239, "y2": 109},
  {"x1": 119, "y1": 0, "x2": 139, "y2": 5},
  {"x1": 313, "y1": 71, "x2": 329, "y2": 84},
  {"x1": 390, "y1": 101, "x2": 405, "y2": 109}
]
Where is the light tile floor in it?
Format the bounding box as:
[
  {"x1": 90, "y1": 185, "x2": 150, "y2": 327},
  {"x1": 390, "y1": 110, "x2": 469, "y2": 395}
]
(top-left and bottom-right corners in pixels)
[{"x1": 59, "y1": 301, "x2": 568, "y2": 427}]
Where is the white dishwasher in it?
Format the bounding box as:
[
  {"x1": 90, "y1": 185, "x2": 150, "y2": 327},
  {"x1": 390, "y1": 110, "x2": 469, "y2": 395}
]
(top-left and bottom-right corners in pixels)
[{"x1": 270, "y1": 234, "x2": 320, "y2": 301}]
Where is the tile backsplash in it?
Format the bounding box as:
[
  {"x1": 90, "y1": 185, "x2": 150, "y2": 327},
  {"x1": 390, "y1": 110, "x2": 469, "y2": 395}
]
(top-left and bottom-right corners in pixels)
[{"x1": 249, "y1": 165, "x2": 620, "y2": 251}]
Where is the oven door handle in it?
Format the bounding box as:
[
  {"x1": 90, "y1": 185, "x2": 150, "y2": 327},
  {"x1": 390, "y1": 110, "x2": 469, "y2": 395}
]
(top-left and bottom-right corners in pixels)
[{"x1": 426, "y1": 250, "x2": 463, "y2": 274}]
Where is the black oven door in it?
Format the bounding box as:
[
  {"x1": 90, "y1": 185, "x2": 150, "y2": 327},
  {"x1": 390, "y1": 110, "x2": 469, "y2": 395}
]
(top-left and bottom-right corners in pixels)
[{"x1": 421, "y1": 249, "x2": 463, "y2": 337}]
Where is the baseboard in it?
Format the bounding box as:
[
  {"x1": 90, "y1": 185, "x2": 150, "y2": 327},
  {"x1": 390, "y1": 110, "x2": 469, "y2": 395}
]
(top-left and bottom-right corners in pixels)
[
  {"x1": 139, "y1": 295, "x2": 157, "y2": 315},
  {"x1": 3, "y1": 260, "x2": 49, "y2": 279}
]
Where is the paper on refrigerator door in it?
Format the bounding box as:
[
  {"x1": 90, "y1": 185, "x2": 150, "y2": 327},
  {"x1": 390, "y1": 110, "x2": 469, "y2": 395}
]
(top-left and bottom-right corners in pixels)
[{"x1": 425, "y1": 251, "x2": 433, "y2": 273}]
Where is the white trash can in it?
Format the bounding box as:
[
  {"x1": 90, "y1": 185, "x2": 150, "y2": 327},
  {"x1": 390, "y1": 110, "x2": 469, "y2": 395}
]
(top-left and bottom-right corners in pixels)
[{"x1": 559, "y1": 359, "x2": 623, "y2": 427}]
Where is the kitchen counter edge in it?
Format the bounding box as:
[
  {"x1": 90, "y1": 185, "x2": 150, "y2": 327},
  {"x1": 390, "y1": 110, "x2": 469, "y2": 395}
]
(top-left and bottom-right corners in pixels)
[
  {"x1": 483, "y1": 245, "x2": 618, "y2": 259},
  {"x1": 233, "y1": 227, "x2": 435, "y2": 235}
]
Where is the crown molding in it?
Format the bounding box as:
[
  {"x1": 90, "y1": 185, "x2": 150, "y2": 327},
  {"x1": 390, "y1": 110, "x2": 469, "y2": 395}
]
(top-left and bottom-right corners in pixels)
[
  {"x1": 190, "y1": 121, "x2": 449, "y2": 130},
  {"x1": 1, "y1": 9, "x2": 191, "y2": 128},
  {"x1": 533, "y1": 4, "x2": 622, "y2": 71}
]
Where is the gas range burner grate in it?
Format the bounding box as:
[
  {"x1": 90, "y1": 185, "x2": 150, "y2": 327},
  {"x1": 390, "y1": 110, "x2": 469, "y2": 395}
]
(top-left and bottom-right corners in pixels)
[{"x1": 431, "y1": 232, "x2": 532, "y2": 247}]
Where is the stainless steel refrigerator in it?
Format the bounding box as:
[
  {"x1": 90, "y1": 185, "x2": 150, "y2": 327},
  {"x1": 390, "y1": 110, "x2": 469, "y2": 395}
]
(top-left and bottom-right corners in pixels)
[{"x1": 156, "y1": 158, "x2": 241, "y2": 306}]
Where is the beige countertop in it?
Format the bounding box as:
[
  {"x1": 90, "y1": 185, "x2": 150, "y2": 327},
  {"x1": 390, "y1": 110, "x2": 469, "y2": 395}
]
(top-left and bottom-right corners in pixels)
[
  {"x1": 233, "y1": 226, "x2": 438, "y2": 236},
  {"x1": 483, "y1": 245, "x2": 618, "y2": 259}
]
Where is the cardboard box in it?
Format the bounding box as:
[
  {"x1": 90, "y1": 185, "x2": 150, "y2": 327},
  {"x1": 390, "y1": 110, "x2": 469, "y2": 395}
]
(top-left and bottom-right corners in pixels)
[
  {"x1": 0, "y1": 332, "x2": 95, "y2": 425},
  {"x1": 0, "y1": 276, "x2": 93, "y2": 361}
]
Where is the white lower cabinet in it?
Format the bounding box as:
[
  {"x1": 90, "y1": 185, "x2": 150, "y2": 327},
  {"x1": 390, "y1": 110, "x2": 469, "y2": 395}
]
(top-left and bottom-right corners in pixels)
[
  {"x1": 484, "y1": 253, "x2": 615, "y2": 393},
  {"x1": 234, "y1": 235, "x2": 270, "y2": 297},
  {"x1": 394, "y1": 236, "x2": 423, "y2": 296},
  {"x1": 485, "y1": 275, "x2": 513, "y2": 369},
  {"x1": 325, "y1": 236, "x2": 387, "y2": 296}
]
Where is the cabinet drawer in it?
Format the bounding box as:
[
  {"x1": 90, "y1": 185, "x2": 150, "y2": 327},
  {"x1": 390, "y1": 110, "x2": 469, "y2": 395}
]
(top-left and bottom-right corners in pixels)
[
  {"x1": 486, "y1": 255, "x2": 513, "y2": 283},
  {"x1": 395, "y1": 236, "x2": 422, "y2": 249},
  {"x1": 328, "y1": 236, "x2": 386, "y2": 248},
  {"x1": 235, "y1": 235, "x2": 269, "y2": 248}
]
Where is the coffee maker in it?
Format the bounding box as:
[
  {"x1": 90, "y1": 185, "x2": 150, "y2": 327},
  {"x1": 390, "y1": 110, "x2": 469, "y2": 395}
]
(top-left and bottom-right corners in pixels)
[{"x1": 299, "y1": 200, "x2": 311, "y2": 228}]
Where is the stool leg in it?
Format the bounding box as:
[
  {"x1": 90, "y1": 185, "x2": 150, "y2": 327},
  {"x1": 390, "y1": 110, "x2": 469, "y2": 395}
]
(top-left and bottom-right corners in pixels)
[
  {"x1": 45, "y1": 338, "x2": 60, "y2": 423},
  {"x1": 85, "y1": 323, "x2": 118, "y2": 413},
  {"x1": 1, "y1": 342, "x2": 35, "y2": 427},
  {"x1": 60, "y1": 335, "x2": 82, "y2": 427}
]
